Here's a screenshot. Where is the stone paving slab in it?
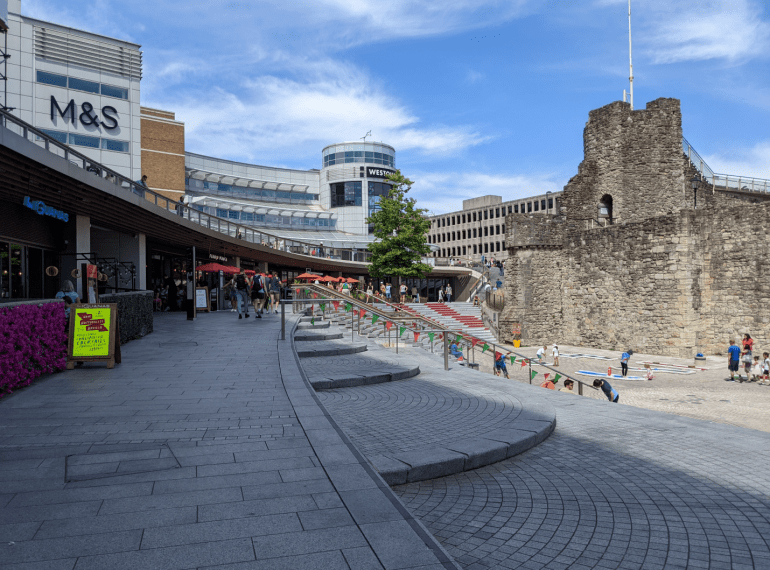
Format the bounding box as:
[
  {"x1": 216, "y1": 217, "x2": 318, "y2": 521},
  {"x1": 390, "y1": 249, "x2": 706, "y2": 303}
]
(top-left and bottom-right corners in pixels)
[{"x1": 0, "y1": 311, "x2": 459, "y2": 570}]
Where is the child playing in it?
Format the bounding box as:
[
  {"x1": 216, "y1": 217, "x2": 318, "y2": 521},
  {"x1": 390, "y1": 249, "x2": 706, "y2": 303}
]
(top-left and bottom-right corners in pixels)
[
  {"x1": 751, "y1": 356, "x2": 763, "y2": 382},
  {"x1": 762, "y1": 352, "x2": 770, "y2": 385},
  {"x1": 494, "y1": 352, "x2": 510, "y2": 379},
  {"x1": 536, "y1": 345, "x2": 547, "y2": 363},
  {"x1": 644, "y1": 364, "x2": 654, "y2": 381}
]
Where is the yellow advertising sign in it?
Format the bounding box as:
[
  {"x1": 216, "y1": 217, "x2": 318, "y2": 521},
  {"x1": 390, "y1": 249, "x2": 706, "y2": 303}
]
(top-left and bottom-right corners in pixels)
[{"x1": 71, "y1": 306, "x2": 112, "y2": 358}]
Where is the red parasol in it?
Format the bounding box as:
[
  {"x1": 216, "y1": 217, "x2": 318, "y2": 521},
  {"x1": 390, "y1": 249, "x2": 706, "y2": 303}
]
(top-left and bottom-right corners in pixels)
[
  {"x1": 344, "y1": 277, "x2": 360, "y2": 283},
  {"x1": 196, "y1": 263, "x2": 239, "y2": 274},
  {"x1": 297, "y1": 273, "x2": 321, "y2": 280}
]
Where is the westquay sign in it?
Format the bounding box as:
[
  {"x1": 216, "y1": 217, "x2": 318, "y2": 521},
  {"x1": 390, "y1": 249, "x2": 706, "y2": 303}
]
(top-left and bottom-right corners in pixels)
[
  {"x1": 50, "y1": 96, "x2": 118, "y2": 130},
  {"x1": 23, "y1": 196, "x2": 69, "y2": 222},
  {"x1": 366, "y1": 167, "x2": 396, "y2": 179}
]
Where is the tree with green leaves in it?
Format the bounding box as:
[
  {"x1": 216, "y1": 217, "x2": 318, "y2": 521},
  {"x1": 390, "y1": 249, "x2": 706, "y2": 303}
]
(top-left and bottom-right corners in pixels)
[{"x1": 366, "y1": 170, "x2": 433, "y2": 280}]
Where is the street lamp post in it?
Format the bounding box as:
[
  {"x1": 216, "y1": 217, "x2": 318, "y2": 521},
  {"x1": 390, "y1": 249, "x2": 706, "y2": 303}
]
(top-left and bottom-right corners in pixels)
[{"x1": 690, "y1": 174, "x2": 701, "y2": 208}]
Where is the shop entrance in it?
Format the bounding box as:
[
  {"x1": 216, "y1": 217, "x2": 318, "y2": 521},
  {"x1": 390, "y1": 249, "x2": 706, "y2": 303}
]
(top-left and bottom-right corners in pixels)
[{"x1": 0, "y1": 241, "x2": 59, "y2": 300}]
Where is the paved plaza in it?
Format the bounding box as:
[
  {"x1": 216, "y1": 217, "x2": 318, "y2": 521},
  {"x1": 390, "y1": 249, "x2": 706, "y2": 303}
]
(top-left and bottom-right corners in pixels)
[
  {"x1": 0, "y1": 312, "x2": 456, "y2": 570},
  {"x1": 1, "y1": 312, "x2": 769, "y2": 570}
]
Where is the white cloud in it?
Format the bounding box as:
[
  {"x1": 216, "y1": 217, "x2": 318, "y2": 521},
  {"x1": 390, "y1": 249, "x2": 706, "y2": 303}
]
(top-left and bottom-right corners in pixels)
[
  {"x1": 648, "y1": 0, "x2": 770, "y2": 64},
  {"x1": 146, "y1": 55, "x2": 488, "y2": 164},
  {"x1": 704, "y1": 141, "x2": 770, "y2": 181},
  {"x1": 303, "y1": 0, "x2": 535, "y2": 44},
  {"x1": 465, "y1": 70, "x2": 486, "y2": 84},
  {"x1": 411, "y1": 171, "x2": 565, "y2": 215}
]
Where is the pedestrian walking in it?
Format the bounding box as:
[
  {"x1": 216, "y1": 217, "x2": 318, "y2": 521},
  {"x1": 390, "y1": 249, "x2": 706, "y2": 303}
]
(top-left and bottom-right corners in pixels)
[
  {"x1": 761, "y1": 352, "x2": 770, "y2": 385},
  {"x1": 412, "y1": 285, "x2": 419, "y2": 303},
  {"x1": 250, "y1": 274, "x2": 265, "y2": 318},
  {"x1": 366, "y1": 282, "x2": 373, "y2": 303},
  {"x1": 727, "y1": 339, "x2": 741, "y2": 381},
  {"x1": 268, "y1": 274, "x2": 281, "y2": 314},
  {"x1": 741, "y1": 345, "x2": 753, "y2": 380},
  {"x1": 399, "y1": 282, "x2": 407, "y2": 304},
  {"x1": 593, "y1": 379, "x2": 619, "y2": 403},
  {"x1": 437, "y1": 288, "x2": 444, "y2": 303},
  {"x1": 385, "y1": 283, "x2": 392, "y2": 301},
  {"x1": 552, "y1": 344, "x2": 559, "y2": 367},
  {"x1": 620, "y1": 349, "x2": 633, "y2": 377},
  {"x1": 234, "y1": 270, "x2": 250, "y2": 319},
  {"x1": 445, "y1": 284, "x2": 453, "y2": 303}
]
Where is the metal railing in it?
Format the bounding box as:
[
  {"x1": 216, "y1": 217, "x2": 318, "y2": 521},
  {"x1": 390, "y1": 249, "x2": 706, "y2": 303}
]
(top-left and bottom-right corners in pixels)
[
  {"x1": 284, "y1": 284, "x2": 598, "y2": 394},
  {"x1": 0, "y1": 110, "x2": 373, "y2": 264},
  {"x1": 683, "y1": 136, "x2": 770, "y2": 194}
]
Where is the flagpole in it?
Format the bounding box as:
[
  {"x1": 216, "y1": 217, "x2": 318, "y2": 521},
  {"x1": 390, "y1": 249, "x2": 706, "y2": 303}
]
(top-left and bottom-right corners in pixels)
[{"x1": 628, "y1": 0, "x2": 634, "y2": 110}]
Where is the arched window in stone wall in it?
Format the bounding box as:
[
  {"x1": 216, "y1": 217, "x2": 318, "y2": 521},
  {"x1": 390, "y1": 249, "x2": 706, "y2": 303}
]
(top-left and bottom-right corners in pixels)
[{"x1": 598, "y1": 194, "x2": 614, "y2": 225}]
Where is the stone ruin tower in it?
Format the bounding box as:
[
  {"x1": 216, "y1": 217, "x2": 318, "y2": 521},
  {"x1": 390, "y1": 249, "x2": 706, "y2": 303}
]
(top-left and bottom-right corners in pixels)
[{"x1": 501, "y1": 98, "x2": 770, "y2": 357}]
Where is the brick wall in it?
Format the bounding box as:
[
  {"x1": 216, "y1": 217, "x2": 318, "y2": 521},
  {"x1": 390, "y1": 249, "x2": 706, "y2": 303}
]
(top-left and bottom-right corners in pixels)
[{"x1": 140, "y1": 107, "x2": 186, "y2": 196}]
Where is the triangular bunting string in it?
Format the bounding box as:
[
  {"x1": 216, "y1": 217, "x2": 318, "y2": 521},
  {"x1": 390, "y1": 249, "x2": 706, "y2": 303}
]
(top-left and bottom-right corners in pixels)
[
  {"x1": 399, "y1": 326, "x2": 406, "y2": 337},
  {"x1": 428, "y1": 332, "x2": 435, "y2": 343},
  {"x1": 531, "y1": 370, "x2": 539, "y2": 380},
  {"x1": 414, "y1": 332, "x2": 420, "y2": 342},
  {"x1": 386, "y1": 321, "x2": 393, "y2": 331},
  {"x1": 372, "y1": 315, "x2": 379, "y2": 324},
  {"x1": 482, "y1": 343, "x2": 490, "y2": 353}
]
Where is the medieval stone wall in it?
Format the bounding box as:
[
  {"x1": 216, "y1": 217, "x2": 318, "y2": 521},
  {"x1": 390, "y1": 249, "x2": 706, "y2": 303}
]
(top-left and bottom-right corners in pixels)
[{"x1": 501, "y1": 97, "x2": 770, "y2": 357}]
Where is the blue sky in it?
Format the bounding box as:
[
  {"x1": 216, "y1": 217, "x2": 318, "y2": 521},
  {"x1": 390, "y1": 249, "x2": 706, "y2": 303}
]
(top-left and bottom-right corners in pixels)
[{"x1": 25, "y1": 0, "x2": 770, "y2": 214}]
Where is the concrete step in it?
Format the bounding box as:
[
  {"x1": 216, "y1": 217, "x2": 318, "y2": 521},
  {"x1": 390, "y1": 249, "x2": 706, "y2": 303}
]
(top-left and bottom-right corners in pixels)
[
  {"x1": 294, "y1": 331, "x2": 344, "y2": 341},
  {"x1": 295, "y1": 340, "x2": 368, "y2": 357}
]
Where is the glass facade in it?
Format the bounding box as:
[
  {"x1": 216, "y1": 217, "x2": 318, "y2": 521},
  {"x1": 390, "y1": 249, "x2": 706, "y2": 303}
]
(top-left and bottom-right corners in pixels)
[
  {"x1": 323, "y1": 144, "x2": 396, "y2": 168},
  {"x1": 186, "y1": 178, "x2": 318, "y2": 203},
  {"x1": 331, "y1": 182, "x2": 362, "y2": 207},
  {"x1": 202, "y1": 205, "x2": 335, "y2": 230},
  {"x1": 38, "y1": 129, "x2": 130, "y2": 153},
  {"x1": 37, "y1": 71, "x2": 129, "y2": 100},
  {"x1": 367, "y1": 181, "x2": 391, "y2": 233},
  {"x1": 0, "y1": 242, "x2": 58, "y2": 300}
]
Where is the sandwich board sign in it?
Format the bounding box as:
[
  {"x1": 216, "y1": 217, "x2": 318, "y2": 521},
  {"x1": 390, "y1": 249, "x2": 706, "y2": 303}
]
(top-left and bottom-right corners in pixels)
[{"x1": 66, "y1": 303, "x2": 121, "y2": 369}]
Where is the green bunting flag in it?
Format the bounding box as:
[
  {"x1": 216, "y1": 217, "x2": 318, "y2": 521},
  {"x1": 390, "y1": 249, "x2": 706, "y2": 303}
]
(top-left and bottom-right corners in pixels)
[
  {"x1": 345, "y1": 303, "x2": 352, "y2": 312},
  {"x1": 305, "y1": 289, "x2": 310, "y2": 295},
  {"x1": 482, "y1": 343, "x2": 490, "y2": 353},
  {"x1": 320, "y1": 303, "x2": 326, "y2": 311},
  {"x1": 456, "y1": 334, "x2": 462, "y2": 343},
  {"x1": 510, "y1": 355, "x2": 516, "y2": 365},
  {"x1": 531, "y1": 370, "x2": 539, "y2": 380},
  {"x1": 429, "y1": 332, "x2": 435, "y2": 343},
  {"x1": 311, "y1": 318, "x2": 315, "y2": 326},
  {"x1": 554, "y1": 374, "x2": 562, "y2": 384},
  {"x1": 399, "y1": 326, "x2": 406, "y2": 337},
  {"x1": 372, "y1": 315, "x2": 379, "y2": 325}
]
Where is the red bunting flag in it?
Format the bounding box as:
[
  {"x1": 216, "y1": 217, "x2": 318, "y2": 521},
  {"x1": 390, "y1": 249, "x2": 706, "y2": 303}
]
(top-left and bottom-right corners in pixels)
[
  {"x1": 471, "y1": 338, "x2": 480, "y2": 348},
  {"x1": 521, "y1": 359, "x2": 528, "y2": 368},
  {"x1": 386, "y1": 321, "x2": 393, "y2": 331},
  {"x1": 414, "y1": 331, "x2": 420, "y2": 342},
  {"x1": 359, "y1": 309, "x2": 366, "y2": 318},
  {"x1": 544, "y1": 373, "x2": 550, "y2": 381},
  {"x1": 495, "y1": 351, "x2": 502, "y2": 361},
  {"x1": 332, "y1": 301, "x2": 340, "y2": 311}
]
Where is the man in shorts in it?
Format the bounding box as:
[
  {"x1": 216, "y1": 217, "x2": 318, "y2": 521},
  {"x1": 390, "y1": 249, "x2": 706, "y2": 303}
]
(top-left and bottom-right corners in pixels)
[
  {"x1": 727, "y1": 339, "x2": 741, "y2": 381},
  {"x1": 494, "y1": 352, "x2": 510, "y2": 379},
  {"x1": 593, "y1": 379, "x2": 619, "y2": 403}
]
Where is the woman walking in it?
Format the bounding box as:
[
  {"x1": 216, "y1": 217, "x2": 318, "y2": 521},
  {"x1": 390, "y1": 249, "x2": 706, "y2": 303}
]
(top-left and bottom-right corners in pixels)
[{"x1": 269, "y1": 274, "x2": 281, "y2": 314}]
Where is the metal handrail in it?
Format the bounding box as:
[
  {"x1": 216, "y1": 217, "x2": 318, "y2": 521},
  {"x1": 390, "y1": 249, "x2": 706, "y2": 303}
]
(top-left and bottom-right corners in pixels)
[
  {"x1": 683, "y1": 136, "x2": 770, "y2": 193},
  {"x1": 285, "y1": 285, "x2": 599, "y2": 394},
  {"x1": 0, "y1": 109, "x2": 373, "y2": 264}
]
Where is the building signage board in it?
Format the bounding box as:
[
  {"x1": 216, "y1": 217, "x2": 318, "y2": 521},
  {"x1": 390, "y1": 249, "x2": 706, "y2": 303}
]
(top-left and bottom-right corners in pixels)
[
  {"x1": 23, "y1": 196, "x2": 69, "y2": 221},
  {"x1": 50, "y1": 96, "x2": 118, "y2": 130},
  {"x1": 67, "y1": 303, "x2": 121, "y2": 369},
  {"x1": 366, "y1": 167, "x2": 396, "y2": 179},
  {"x1": 195, "y1": 287, "x2": 210, "y2": 312}
]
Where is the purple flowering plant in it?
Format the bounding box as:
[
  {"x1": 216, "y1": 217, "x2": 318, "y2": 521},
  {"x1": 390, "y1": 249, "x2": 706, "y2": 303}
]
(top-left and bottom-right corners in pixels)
[{"x1": 0, "y1": 302, "x2": 67, "y2": 398}]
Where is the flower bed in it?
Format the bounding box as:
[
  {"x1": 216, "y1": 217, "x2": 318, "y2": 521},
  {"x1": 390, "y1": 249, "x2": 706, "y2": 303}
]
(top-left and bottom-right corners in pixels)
[{"x1": 0, "y1": 300, "x2": 67, "y2": 398}]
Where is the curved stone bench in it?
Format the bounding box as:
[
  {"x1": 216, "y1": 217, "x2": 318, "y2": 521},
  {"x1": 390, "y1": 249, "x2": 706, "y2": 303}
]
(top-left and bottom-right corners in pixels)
[
  {"x1": 295, "y1": 339, "x2": 368, "y2": 357},
  {"x1": 293, "y1": 316, "x2": 556, "y2": 486},
  {"x1": 294, "y1": 331, "x2": 344, "y2": 341}
]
